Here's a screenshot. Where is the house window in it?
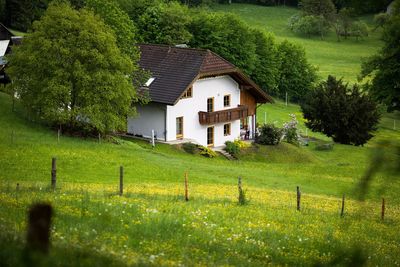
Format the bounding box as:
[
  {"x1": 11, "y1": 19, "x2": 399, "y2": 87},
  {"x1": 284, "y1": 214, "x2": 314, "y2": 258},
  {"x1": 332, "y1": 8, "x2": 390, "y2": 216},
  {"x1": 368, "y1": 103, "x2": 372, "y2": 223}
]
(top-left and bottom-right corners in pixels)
[
  {"x1": 207, "y1": 126, "x2": 214, "y2": 146},
  {"x1": 223, "y1": 95, "x2": 231, "y2": 107},
  {"x1": 181, "y1": 87, "x2": 192, "y2": 99},
  {"x1": 176, "y1": 117, "x2": 183, "y2": 139},
  {"x1": 224, "y1": 123, "x2": 231, "y2": 136},
  {"x1": 207, "y1": 97, "x2": 214, "y2": 112}
]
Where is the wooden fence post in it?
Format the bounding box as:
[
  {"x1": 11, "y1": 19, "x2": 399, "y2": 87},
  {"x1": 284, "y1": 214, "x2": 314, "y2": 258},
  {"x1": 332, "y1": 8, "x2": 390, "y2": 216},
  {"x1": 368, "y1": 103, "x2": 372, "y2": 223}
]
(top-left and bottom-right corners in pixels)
[
  {"x1": 16, "y1": 183, "x2": 19, "y2": 201},
  {"x1": 341, "y1": 194, "x2": 345, "y2": 217},
  {"x1": 51, "y1": 158, "x2": 56, "y2": 190},
  {"x1": 381, "y1": 198, "x2": 385, "y2": 221},
  {"x1": 26, "y1": 203, "x2": 53, "y2": 254},
  {"x1": 11, "y1": 130, "x2": 14, "y2": 144},
  {"x1": 184, "y1": 172, "x2": 189, "y2": 201},
  {"x1": 296, "y1": 186, "x2": 301, "y2": 211},
  {"x1": 119, "y1": 166, "x2": 123, "y2": 196}
]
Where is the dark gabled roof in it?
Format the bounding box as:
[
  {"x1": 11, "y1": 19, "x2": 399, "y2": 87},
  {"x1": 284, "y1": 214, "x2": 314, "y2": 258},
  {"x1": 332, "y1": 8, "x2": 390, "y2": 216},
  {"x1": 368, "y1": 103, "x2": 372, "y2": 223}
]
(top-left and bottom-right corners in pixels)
[
  {"x1": 138, "y1": 44, "x2": 272, "y2": 105},
  {"x1": 0, "y1": 23, "x2": 14, "y2": 41}
]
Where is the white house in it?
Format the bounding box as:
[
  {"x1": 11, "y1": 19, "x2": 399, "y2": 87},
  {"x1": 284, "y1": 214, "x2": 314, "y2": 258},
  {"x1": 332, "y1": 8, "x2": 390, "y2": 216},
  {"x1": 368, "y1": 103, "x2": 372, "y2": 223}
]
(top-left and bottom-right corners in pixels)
[{"x1": 127, "y1": 44, "x2": 272, "y2": 147}]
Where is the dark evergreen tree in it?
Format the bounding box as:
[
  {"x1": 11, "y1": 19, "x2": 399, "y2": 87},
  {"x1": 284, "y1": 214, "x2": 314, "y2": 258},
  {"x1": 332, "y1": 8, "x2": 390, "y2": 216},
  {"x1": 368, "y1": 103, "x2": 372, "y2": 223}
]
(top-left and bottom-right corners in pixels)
[
  {"x1": 4, "y1": 0, "x2": 49, "y2": 31},
  {"x1": 301, "y1": 75, "x2": 380, "y2": 146}
]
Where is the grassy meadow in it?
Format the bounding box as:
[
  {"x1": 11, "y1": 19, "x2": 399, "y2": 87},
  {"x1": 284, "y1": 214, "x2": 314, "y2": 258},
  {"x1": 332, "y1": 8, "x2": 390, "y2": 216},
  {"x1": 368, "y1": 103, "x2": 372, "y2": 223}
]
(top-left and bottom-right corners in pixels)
[
  {"x1": 1, "y1": 4, "x2": 399, "y2": 266},
  {"x1": 211, "y1": 4, "x2": 383, "y2": 83},
  {"x1": 1, "y1": 88, "x2": 399, "y2": 266}
]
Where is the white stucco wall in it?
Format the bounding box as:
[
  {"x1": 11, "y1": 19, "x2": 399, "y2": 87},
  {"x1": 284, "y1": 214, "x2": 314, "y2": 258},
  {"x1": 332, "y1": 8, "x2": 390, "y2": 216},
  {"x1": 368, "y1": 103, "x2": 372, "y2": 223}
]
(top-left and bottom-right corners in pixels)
[
  {"x1": 127, "y1": 103, "x2": 166, "y2": 140},
  {"x1": 166, "y1": 75, "x2": 241, "y2": 147}
]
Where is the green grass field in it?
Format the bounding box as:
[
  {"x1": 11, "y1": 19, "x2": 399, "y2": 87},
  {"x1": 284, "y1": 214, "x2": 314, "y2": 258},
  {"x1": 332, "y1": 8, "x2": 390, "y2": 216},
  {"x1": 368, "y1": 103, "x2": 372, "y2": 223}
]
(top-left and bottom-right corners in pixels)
[
  {"x1": 1, "y1": 89, "x2": 399, "y2": 266},
  {"x1": 1, "y1": 4, "x2": 399, "y2": 266},
  {"x1": 211, "y1": 4, "x2": 383, "y2": 83}
]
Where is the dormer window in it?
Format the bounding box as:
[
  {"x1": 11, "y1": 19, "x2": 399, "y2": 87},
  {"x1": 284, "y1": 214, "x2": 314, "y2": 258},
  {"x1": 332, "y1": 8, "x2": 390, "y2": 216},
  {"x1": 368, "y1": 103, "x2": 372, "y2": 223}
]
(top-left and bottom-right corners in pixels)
[
  {"x1": 145, "y1": 77, "x2": 155, "y2": 87},
  {"x1": 180, "y1": 87, "x2": 192, "y2": 99}
]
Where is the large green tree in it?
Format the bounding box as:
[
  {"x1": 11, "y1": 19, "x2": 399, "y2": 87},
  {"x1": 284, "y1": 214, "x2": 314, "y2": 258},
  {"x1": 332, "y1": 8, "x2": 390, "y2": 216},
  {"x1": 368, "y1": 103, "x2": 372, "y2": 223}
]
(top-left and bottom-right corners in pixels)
[
  {"x1": 7, "y1": 2, "x2": 138, "y2": 134},
  {"x1": 300, "y1": 0, "x2": 336, "y2": 20},
  {"x1": 85, "y1": 0, "x2": 139, "y2": 61},
  {"x1": 276, "y1": 40, "x2": 317, "y2": 102},
  {"x1": 360, "y1": 3, "x2": 400, "y2": 111},
  {"x1": 301, "y1": 75, "x2": 380, "y2": 146},
  {"x1": 137, "y1": 2, "x2": 192, "y2": 45},
  {"x1": 251, "y1": 29, "x2": 280, "y2": 95},
  {"x1": 189, "y1": 12, "x2": 256, "y2": 77}
]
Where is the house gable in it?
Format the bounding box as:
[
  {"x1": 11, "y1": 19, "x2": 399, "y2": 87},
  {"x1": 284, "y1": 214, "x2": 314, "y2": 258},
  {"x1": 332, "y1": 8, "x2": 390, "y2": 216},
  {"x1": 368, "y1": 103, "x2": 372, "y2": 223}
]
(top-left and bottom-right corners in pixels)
[{"x1": 138, "y1": 44, "x2": 272, "y2": 105}]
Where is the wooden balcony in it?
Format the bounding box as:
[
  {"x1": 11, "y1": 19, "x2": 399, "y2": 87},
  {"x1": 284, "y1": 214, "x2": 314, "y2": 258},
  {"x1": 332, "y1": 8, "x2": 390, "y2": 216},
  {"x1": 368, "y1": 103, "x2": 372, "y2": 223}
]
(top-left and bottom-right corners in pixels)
[{"x1": 198, "y1": 105, "x2": 248, "y2": 125}]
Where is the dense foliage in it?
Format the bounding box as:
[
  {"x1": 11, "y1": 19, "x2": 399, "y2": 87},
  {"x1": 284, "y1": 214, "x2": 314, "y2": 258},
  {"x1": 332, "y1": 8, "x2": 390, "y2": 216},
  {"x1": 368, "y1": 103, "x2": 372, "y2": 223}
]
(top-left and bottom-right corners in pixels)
[
  {"x1": 138, "y1": 2, "x2": 192, "y2": 45},
  {"x1": 225, "y1": 141, "x2": 240, "y2": 156},
  {"x1": 2, "y1": 0, "x2": 49, "y2": 31},
  {"x1": 282, "y1": 114, "x2": 300, "y2": 145},
  {"x1": 301, "y1": 75, "x2": 380, "y2": 146},
  {"x1": 85, "y1": 0, "x2": 139, "y2": 62},
  {"x1": 276, "y1": 40, "x2": 317, "y2": 102},
  {"x1": 289, "y1": 14, "x2": 330, "y2": 37},
  {"x1": 300, "y1": 0, "x2": 336, "y2": 20},
  {"x1": 361, "y1": 2, "x2": 400, "y2": 111},
  {"x1": 190, "y1": 11, "x2": 316, "y2": 98},
  {"x1": 251, "y1": 29, "x2": 280, "y2": 94},
  {"x1": 7, "y1": 2, "x2": 138, "y2": 134},
  {"x1": 256, "y1": 123, "x2": 282, "y2": 145},
  {"x1": 189, "y1": 12, "x2": 257, "y2": 76},
  {"x1": 223, "y1": 0, "x2": 391, "y2": 14}
]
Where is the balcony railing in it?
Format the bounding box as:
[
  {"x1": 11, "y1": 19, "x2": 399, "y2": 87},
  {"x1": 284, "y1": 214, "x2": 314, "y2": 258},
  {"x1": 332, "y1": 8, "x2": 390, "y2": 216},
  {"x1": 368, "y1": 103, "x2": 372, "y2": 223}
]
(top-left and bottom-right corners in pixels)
[{"x1": 198, "y1": 105, "x2": 248, "y2": 125}]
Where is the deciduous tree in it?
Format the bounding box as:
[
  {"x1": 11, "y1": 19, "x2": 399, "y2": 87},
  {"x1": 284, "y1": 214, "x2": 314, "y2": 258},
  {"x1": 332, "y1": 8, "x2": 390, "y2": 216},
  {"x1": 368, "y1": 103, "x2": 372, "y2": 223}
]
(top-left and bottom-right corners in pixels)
[
  {"x1": 276, "y1": 40, "x2": 317, "y2": 102},
  {"x1": 7, "y1": 2, "x2": 138, "y2": 134},
  {"x1": 137, "y1": 2, "x2": 192, "y2": 45},
  {"x1": 360, "y1": 3, "x2": 400, "y2": 111}
]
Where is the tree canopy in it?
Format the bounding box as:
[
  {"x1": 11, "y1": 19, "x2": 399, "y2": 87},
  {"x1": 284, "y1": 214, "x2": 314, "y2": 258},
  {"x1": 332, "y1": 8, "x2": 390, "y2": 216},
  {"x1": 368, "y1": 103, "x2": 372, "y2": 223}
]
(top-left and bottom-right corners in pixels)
[
  {"x1": 137, "y1": 2, "x2": 192, "y2": 45},
  {"x1": 85, "y1": 0, "x2": 139, "y2": 62},
  {"x1": 7, "y1": 2, "x2": 138, "y2": 134},
  {"x1": 301, "y1": 75, "x2": 380, "y2": 146},
  {"x1": 189, "y1": 12, "x2": 256, "y2": 76},
  {"x1": 360, "y1": 2, "x2": 400, "y2": 111},
  {"x1": 276, "y1": 40, "x2": 317, "y2": 102}
]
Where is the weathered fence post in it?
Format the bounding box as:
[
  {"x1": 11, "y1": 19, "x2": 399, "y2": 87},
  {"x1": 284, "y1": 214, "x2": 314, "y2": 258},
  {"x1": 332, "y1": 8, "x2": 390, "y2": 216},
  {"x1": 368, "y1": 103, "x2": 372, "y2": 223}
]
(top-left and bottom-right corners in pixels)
[
  {"x1": 51, "y1": 158, "x2": 56, "y2": 190},
  {"x1": 26, "y1": 203, "x2": 53, "y2": 254},
  {"x1": 381, "y1": 198, "x2": 385, "y2": 221},
  {"x1": 119, "y1": 166, "x2": 124, "y2": 196},
  {"x1": 11, "y1": 130, "x2": 14, "y2": 144},
  {"x1": 184, "y1": 172, "x2": 189, "y2": 201},
  {"x1": 296, "y1": 186, "x2": 301, "y2": 211},
  {"x1": 16, "y1": 183, "x2": 20, "y2": 201},
  {"x1": 341, "y1": 194, "x2": 345, "y2": 217}
]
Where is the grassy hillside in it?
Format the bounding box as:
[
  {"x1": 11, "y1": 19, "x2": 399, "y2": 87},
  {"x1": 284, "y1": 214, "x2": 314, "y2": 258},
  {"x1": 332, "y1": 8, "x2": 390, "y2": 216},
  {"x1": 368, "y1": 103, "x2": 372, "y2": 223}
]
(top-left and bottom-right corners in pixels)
[
  {"x1": 211, "y1": 4, "x2": 383, "y2": 83},
  {"x1": 1, "y1": 92, "x2": 399, "y2": 266}
]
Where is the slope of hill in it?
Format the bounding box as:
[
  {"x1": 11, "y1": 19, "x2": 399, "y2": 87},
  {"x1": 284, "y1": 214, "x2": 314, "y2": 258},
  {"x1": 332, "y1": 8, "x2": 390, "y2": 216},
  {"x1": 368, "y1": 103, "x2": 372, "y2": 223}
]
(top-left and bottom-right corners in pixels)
[
  {"x1": 211, "y1": 4, "x2": 383, "y2": 83},
  {"x1": 1, "y1": 91, "x2": 399, "y2": 266}
]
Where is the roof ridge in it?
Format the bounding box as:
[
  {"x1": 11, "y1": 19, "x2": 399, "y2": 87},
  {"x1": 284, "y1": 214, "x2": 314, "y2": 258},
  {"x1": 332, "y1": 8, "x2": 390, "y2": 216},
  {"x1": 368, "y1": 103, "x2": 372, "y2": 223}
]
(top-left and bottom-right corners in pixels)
[
  {"x1": 0, "y1": 23, "x2": 15, "y2": 37},
  {"x1": 138, "y1": 43, "x2": 210, "y2": 53}
]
